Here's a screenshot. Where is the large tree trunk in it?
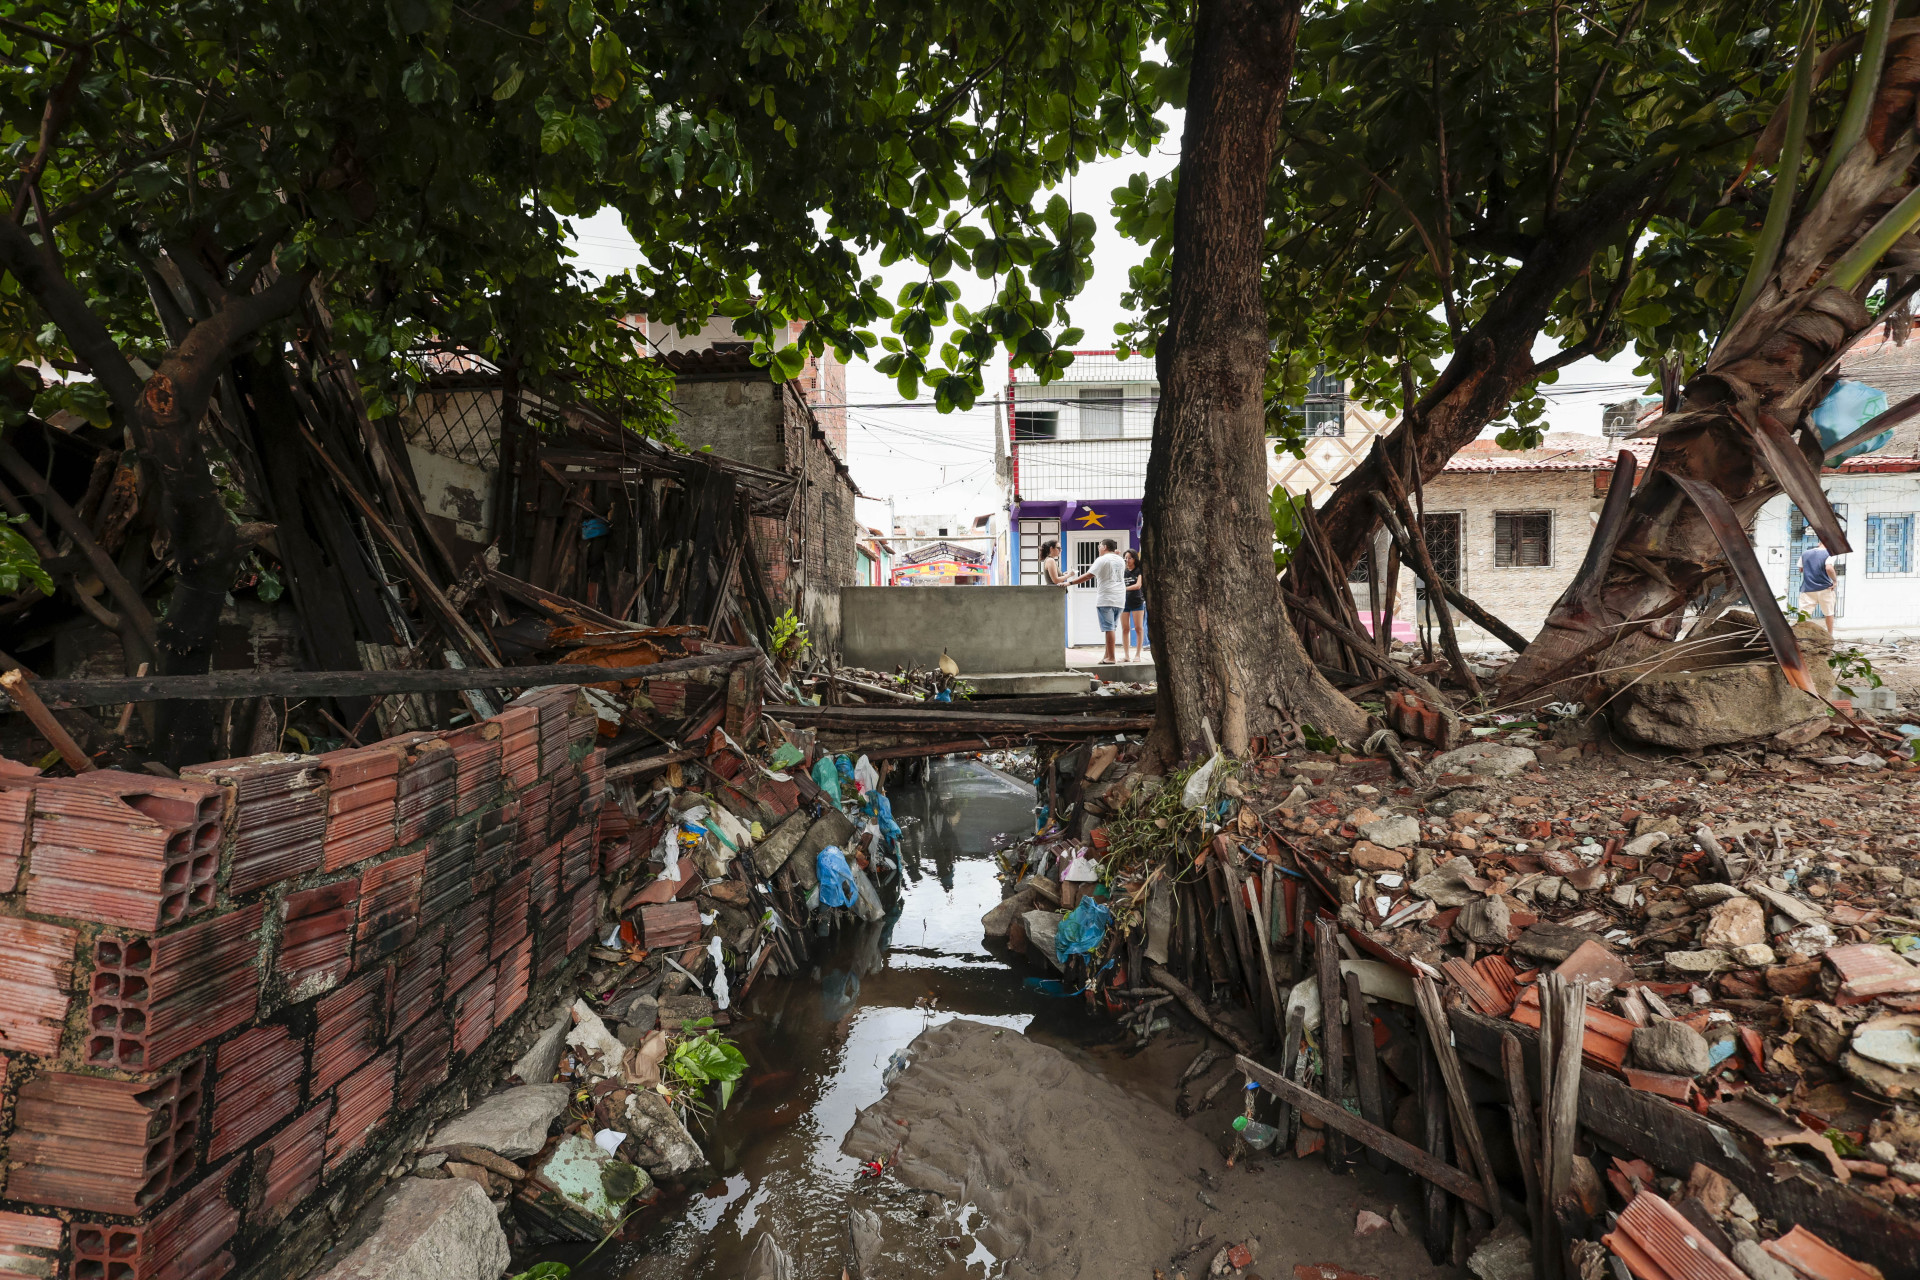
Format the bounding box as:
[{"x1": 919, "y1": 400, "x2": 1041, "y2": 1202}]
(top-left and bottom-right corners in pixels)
[
  {"x1": 1143, "y1": 0, "x2": 1365, "y2": 761},
  {"x1": 1503, "y1": 29, "x2": 1920, "y2": 700}
]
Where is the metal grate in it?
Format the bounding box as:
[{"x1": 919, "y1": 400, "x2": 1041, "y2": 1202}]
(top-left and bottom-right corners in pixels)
[{"x1": 1418, "y1": 512, "x2": 1462, "y2": 594}]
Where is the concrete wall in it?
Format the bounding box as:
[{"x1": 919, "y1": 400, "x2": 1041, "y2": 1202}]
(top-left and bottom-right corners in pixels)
[
  {"x1": 1757, "y1": 472, "x2": 1920, "y2": 639},
  {"x1": 1372, "y1": 470, "x2": 1601, "y2": 652},
  {"x1": 840, "y1": 585, "x2": 1066, "y2": 673},
  {"x1": 669, "y1": 378, "x2": 787, "y2": 472}
]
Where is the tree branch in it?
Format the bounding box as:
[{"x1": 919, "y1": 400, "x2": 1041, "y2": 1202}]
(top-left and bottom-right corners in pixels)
[
  {"x1": 0, "y1": 217, "x2": 143, "y2": 418},
  {"x1": 13, "y1": 46, "x2": 90, "y2": 225}
]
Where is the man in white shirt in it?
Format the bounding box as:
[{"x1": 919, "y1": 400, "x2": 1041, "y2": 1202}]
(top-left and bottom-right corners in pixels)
[{"x1": 1087, "y1": 538, "x2": 1128, "y2": 664}]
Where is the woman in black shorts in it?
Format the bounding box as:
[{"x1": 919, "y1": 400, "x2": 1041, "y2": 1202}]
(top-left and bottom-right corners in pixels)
[{"x1": 1122, "y1": 549, "x2": 1146, "y2": 660}]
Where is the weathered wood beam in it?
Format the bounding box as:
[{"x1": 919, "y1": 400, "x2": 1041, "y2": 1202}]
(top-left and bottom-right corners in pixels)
[{"x1": 19, "y1": 647, "x2": 758, "y2": 709}]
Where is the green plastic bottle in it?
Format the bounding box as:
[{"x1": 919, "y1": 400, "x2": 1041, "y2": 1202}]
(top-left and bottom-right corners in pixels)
[{"x1": 1232, "y1": 1115, "x2": 1279, "y2": 1149}]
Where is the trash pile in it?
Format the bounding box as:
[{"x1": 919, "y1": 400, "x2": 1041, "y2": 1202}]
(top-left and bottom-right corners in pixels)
[
  {"x1": 414, "y1": 710, "x2": 914, "y2": 1247},
  {"x1": 983, "y1": 710, "x2": 1920, "y2": 1275}
]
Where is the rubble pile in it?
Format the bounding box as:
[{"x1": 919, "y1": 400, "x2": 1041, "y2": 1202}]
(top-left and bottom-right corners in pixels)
[{"x1": 984, "y1": 709, "x2": 1920, "y2": 1275}]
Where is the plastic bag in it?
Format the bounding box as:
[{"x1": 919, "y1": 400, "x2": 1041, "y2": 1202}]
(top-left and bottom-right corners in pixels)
[
  {"x1": 853, "y1": 754, "x2": 880, "y2": 795},
  {"x1": 867, "y1": 791, "x2": 902, "y2": 845},
  {"x1": 1061, "y1": 851, "x2": 1101, "y2": 883},
  {"x1": 1811, "y1": 378, "x2": 1893, "y2": 463},
  {"x1": 707, "y1": 934, "x2": 731, "y2": 1010},
  {"x1": 1054, "y1": 898, "x2": 1112, "y2": 963},
  {"x1": 850, "y1": 867, "x2": 886, "y2": 922},
  {"x1": 816, "y1": 846, "x2": 858, "y2": 908},
  {"x1": 1181, "y1": 753, "x2": 1222, "y2": 810},
  {"x1": 813, "y1": 756, "x2": 844, "y2": 809}
]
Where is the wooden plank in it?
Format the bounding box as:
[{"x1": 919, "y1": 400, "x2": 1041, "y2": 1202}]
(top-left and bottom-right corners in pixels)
[
  {"x1": 1236, "y1": 1054, "x2": 1490, "y2": 1212},
  {"x1": 1, "y1": 670, "x2": 92, "y2": 771},
  {"x1": 1449, "y1": 1007, "x2": 1920, "y2": 1278},
  {"x1": 1345, "y1": 969, "x2": 1389, "y2": 1174},
  {"x1": 1501, "y1": 1031, "x2": 1548, "y2": 1280},
  {"x1": 1417, "y1": 975, "x2": 1503, "y2": 1226},
  {"x1": 1316, "y1": 919, "x2": 1350, "y2": 1171},
  {"x1": 26, "y1": 647, "x2": 758, "y2": 708}
]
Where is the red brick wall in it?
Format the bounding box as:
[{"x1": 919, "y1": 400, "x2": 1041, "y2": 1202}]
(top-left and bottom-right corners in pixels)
[{"x1": 0, "y1": 689, "x2": 622, "y2": 1280}]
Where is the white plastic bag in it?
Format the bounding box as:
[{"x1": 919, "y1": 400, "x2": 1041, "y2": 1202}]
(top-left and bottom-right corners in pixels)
[{"x1": 1181, "y1": 753, "x2": 1223, "y2": 810}]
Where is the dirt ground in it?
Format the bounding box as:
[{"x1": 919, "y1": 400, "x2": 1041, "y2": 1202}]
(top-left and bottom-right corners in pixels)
[{"x1": 840, "y1": 1019, "x2": 1460, "y2": 1280}]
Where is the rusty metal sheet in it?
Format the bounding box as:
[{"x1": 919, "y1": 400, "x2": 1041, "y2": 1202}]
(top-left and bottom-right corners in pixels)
[{"x1": 1671, "y1": 473, "x2": 1817, "y2": 694}]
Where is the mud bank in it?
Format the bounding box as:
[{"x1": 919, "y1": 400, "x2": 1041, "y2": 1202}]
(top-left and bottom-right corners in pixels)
[{"x1": 843, "y1": 1019, "x2": 1458, "y2": 1279}]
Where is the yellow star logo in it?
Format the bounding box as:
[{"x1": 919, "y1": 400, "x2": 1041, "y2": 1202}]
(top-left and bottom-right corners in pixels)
[{"x1": 1075, "y1": 508, "x2": 1106, "y2": 527}]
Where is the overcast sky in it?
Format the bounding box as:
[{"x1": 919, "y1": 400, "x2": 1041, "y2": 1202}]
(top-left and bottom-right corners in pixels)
[{"x1": 568, "y1": 142, "x2": 1651, "y2": 529}]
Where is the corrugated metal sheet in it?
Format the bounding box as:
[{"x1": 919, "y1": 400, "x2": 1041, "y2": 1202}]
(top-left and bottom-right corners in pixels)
[
  {"x1": 0, "y1": 917, "x2": 77, "y2": 1056},
  {"x1": 208, "y1": 1024, "x2": 305, "y2": 1162},
  {"x1": 325, "y1": 1049, "x2": 396, "y2": 1176},
  {"x1": 10, "y1": 1060, "x2": 205, "y2": 1215},
  {"x1": 278, "y1": 879, "x2": 358, "y2": 999}
]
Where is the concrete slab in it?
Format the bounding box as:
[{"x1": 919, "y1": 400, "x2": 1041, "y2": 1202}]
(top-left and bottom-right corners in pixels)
[
  {"x1": 1088, "y1": 661, "x2": 1155, "y2": 684},
  {"x1": 426, "y1": 1084, "x2": 570, "y2": 1158},
  {"x1": 966, "y1": 671, "x2": 1095, "y2": 695}
]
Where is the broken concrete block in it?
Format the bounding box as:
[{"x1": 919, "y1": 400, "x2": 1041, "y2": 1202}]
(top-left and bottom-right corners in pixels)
[
  {"x1": 1731, "y1": 943, "x2": 1776, "y2": 968},
  {"x1": 428, "y1": 1084, "x2": 571, "y2": 1158},
  {"x1": 1731, "y1": 1239, "x2": 1797, "y2": 1280},
  {"x1": 1411, "y1": 857, "x2": 1478, "y2": 907},
  {"x1": 982, "y1": 886, "x2": 1039, "y2": 940},
  {"x1": 1466, "y1": 1224, "x2": 1532, "y2": 1280},
  {"x1": 1701, "y1": 897, "x2": 1767, "y2": 950},
  {"x1": 752, "y1": 810, "x2": 811, "y2": 879},
  {"x1": 1429, "y1": 743, "x2": 1537, "y2": 778},
  {"x1": 1454, "y1": 896, "x2": 1511, "y2": 947},
  {"x1": 1632, "y1": 1020, "x2": 1711, "y2": 1077},
  {"x1": 515, "y1": 1134, "x2": 650, "y2": 1242},
  {"x1": 1664, "y1": 949, "x2": 1731, "y2": 976},
  {"x1": 1513, "y1": 922, "x2": 1606, "y2": 966},
  {"x1": 510, "y1": 1005, "x2": 571, "y2": 1085},
  {"x1": 1684, "y1": 883, "x2": 1748, "y2": 908},
  {"x1": 307, "y1": 1175, "x2": 510, "y2": 1280},
  {"x1": 1613, "y1": 661, "x2": 1830, "y2": 750},
  {"x1": 620, "y1": 1088, "x2": 707, "y2": 1177},
  {"x1": 1357, "y1": 813, "x2": 1419, "y2": 850},
  {"x1": 787, "y1": 809, "x2": 858, "y2": 889},
  {"x1": 1021, "y1": 910, "x2": 1063, "y2": 968}
]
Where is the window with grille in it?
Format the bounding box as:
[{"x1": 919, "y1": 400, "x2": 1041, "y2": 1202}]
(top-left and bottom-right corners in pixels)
[
  {"x1": 1078, "y1": 388, "x2": 1123, "y2": 439},
  {"x1": 1013, "y1": 409, "x2": 1058, "y2": 441},
  {"x1": 1300, "y1": 364, "x2": 1346, "y2": 437},
  {"x1": 1494, "y1": 512, "x2": 1552, "y2": 567},
  {"x1": 1867, "y1": 514, "x2": 1913, "y2": 574}
]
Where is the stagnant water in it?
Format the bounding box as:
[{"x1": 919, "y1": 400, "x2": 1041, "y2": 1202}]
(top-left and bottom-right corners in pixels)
[{"x1": 546, "y1": 756, "x2": 1118, "y2": 1280}]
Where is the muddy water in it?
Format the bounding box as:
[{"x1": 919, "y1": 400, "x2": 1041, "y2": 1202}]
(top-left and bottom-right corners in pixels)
[{"x1": 563, "y1": 756, "x2": 1110, "y2": 1280}]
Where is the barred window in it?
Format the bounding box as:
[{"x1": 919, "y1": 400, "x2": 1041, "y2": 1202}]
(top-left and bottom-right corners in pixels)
[
  {"x1": 1867, "y1": 513, "x2": 1913, "y2": 574},
  {"x1": 1494, "y1": 512, "x2": 1552, "y2": 567}
]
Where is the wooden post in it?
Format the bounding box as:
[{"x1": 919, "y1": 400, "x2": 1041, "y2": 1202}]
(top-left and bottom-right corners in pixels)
[
  {"x1": 1315, "y1": 918, "x2": 1350, "y2": 1172},
  {"x1": 1, "y1": 669, "x2": 93, "y2": 771},
  {"x1": 1502, "y1": 1031, "x2": 1549, "y2": 1280},
  {"x1": 1414, "y1": 974, "x2": 1502, "y2": 1227},
  {"x1": 1418, "y1": 1033, "x2": 1454, "y2": 1265},
  {"x1": 1345, "y1": 968, "x2": 1389, "y2": 1173}
]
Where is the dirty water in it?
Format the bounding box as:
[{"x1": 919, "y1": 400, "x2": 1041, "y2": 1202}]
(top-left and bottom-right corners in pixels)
[{"x1": 556, "y1": 755, "x2": 1097, "y2": 1279}]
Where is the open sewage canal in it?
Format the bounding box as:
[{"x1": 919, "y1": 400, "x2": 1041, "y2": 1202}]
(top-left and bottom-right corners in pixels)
[{"x1": 539, "y1": 757, "x2": 1458, "y2": 1280}]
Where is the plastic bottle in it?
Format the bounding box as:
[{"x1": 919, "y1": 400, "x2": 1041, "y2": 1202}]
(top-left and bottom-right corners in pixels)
[{"x1": 1231, "y1": 1115, "x2": 1279, "y2": 1149}]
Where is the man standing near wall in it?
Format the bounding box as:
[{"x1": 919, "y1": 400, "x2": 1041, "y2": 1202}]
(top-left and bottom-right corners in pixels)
[
  {"x1": 1090, "y1": 538, "x2": 1128, "y2": 664},
  {"x1": 1800, "y1": 543, "x2": 1839, "y2": 637}
]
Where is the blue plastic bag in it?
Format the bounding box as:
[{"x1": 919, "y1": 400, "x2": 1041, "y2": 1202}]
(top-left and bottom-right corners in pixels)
[
  {"x1": 868, "y1": 792, "x2": 902, "y2": 845},
  {"x1": 1055, "y1": 898, "x2": 1112, "y2": 964},
  {"x1": 1810, "y1": 379, "x2": 1892, "y2": 463},
  {"x1": 816, "y1": 846, "x2": 858, "y2": 908}
]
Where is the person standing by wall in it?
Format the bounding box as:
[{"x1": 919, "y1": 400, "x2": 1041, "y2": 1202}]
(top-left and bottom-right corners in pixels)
[
  {"x1": 1038, "y1": 540, "x2": 1072, "y2": 586},
  {"x1": 1800, "y1": 543, "x2": 1839, "y2": 637},
  {"x1": 1122, "y1": 548, "x2": 1147, "y2": 661},
  {"x1": 1089, "y1": 537, "x2": 1127, "y2": 664}
]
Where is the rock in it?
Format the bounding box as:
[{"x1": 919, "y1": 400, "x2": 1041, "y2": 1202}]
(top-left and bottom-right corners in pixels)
[
  {"x1": 1623, "y1": 832, "x2": 1670, "y2": 858},
  {"x1": 565, "y1": 1000, "x2": 628, "y2": 1080},
  {"x1": 1454, "y1": 896, "x2": 1512, "y2": 946},
  {"x1": 1665, "y1": 949, "x2": 1731, "y2": 976},
  {"x1": 1731, "y1": 943, "x2": 1776, "y2": 968},
  {"x1": 658, "y1": 994, "x2": 715, "y2": 1031},
  {"x1": 510, "y1": 1006, "x2": 571, "y2": 1085},
  {"x1": 1633, "y1": 814, "x2": 1683, "y2": 839},
  {"x1": 1143, "y1": 879, "x2": 1173, "y2": 965},
  {"x1": 1358, "y1": 814, "x2": 1420, "y2": 850},
  {"x1": 515, "y1": 1134, "x2": 650, "y2": 1242},
  {"x1": 1349, "y1": 841, "x2": 1408, "y2": 872},
  {"x1": 1684, "y1": 884, "x2": 1748, "y2": 908},
  {"x1": 1412, "y1": 857, "x2": 1479, "y2": 907},
  {"x1": 786, "y1": 809, "x2": 858, "y2": 889},
  {"x1": 1731, "y1": 1239, "x2": 1798, "y2": 1280},
  {"x1": 307, "y1": 1176, "x2": 510, "y2": 1280},
  {"x1": 982, "y1": 885, "x2": 1039, "y2": 940},
  {"x1": 742, "y1": 1233, "x2": 795, "y2": 1280},
  {"x1": 1614, "y1": 656, "x2": 1833, "y2": 750},
  {"x1": 1632, "y1": 1020, "x2": 1711, "y2": 1077},
  {"x1": 620, "y1": 1088, "x2": 708, "y2": 1177},
  {"x1": 1430, "y1": 743, "x2": 1537, "y2": 778},
  {"x1": 1466, "y1": 1225, "x2": 1533, "y2": 1280},
  {"x1": 615, "y1": 995, "x2": 659, "y2": 1037},
  {"x1": 849, "y1": 1206, "x2": 883, "y2": 1276},
  {"x1": 1021, "y1": 910, "x2": 1063, "y2": 969},
  {"x1": 427, "y1": 1084, "x2": 571, "y2": 1158},
  {"x1": 752, "y1": 810, "x2": 812, "y2": 879},
  {"x1": 1513, "y1": 922, "x2": 1605, "y2": 965},
  {"x1": 1701, "y1": 898, "x2": 1767, "y2": 949}
]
